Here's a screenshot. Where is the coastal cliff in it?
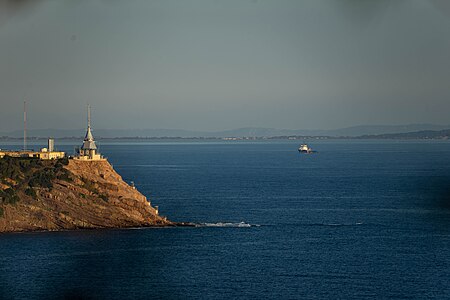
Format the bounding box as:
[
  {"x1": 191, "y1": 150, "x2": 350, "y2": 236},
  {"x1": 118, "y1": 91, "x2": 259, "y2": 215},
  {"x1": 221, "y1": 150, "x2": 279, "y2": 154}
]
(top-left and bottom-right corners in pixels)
[{"x1": 0, "y1": 157, "x2": 172, "y2": 232}]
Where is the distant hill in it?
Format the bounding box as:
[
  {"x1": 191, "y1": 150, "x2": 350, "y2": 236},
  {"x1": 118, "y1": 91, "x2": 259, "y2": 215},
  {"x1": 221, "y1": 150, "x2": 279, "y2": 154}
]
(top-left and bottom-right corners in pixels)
[
  {"x1": 358, "y1": 129, "x2": 450, "y2": 139},
  {"x1": 324, "y1": 124, "x2": 450, "y2": 137},
  {"x1": 215, "y1": 124, "x2": 450, "y2": 138},
  {"x1": 1, "y1": 124, "x2": 449, "y2": 139}
]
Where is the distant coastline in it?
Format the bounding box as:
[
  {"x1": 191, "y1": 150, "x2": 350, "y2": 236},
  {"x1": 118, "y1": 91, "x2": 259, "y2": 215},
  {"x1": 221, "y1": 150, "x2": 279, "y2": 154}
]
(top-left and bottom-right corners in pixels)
[
  {"x1": 1, "y1": 124, "x2": 450, "y2": 140},
  {"x1": 1, "y1": 128, "x2": 449, "y2": 142},
  {"x1": 1, "y1": 124, "x2": 450, "y2": 141}
]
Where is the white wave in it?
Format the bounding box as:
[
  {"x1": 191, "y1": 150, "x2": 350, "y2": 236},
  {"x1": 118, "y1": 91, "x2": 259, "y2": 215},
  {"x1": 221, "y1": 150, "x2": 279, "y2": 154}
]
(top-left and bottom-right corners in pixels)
[
  {"x1": 198, "y1": 222, "x2": 257, "y2": 228},
  {"x1": 321, "y1": 222, "x2": 364, "y2": 227}
]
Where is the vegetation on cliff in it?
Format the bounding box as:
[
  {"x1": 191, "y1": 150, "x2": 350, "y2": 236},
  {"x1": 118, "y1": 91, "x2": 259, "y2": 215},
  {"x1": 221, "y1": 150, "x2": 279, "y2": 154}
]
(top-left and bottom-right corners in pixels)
[{"x1": 0, "y1": 156, "x2": 71, "y2": 206}]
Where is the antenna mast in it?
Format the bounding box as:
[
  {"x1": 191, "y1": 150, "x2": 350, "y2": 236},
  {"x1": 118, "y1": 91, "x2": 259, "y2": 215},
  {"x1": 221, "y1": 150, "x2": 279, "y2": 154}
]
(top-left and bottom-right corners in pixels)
[
  {"x1": 87, "y1": 104, "x2": 91, "y2": 128},
  {"x1": 23, "y1": 101, "x2": 27, "y2": 151}
]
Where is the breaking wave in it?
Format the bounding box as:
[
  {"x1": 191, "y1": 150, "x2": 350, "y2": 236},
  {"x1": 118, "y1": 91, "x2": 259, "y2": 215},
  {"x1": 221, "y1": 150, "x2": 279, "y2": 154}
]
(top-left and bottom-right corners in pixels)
[
  {"x1": 197, "y1": 222, "x2": 259, "y2": 228},
  {"x1": 311, "y1": 222, "x2": 364, "y2": 227}
]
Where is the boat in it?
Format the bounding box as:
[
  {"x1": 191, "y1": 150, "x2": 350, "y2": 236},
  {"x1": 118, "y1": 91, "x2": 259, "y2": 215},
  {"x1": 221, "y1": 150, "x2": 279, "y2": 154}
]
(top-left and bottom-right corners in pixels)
[{"x1": 298, "y1": 144, "x2": 313, "y2": 153}]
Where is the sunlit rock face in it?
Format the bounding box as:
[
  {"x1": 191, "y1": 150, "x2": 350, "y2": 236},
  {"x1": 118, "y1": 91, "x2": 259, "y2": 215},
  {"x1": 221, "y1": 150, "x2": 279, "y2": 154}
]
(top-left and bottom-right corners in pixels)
[{"x1": 0, "y1": 158, "x2": 171, "y2": 232}]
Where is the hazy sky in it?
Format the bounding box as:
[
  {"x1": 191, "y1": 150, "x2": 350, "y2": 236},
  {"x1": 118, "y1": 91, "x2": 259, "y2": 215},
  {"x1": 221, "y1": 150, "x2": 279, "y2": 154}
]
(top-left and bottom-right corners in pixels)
[{"x1": 1, "y1": 0, "x2": 450, "y2": 131}]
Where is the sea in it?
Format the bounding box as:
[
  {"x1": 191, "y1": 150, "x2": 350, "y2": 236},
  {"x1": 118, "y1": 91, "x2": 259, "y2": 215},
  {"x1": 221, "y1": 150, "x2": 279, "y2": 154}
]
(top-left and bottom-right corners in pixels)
[{"x1": 0, "y1": 140, "x2": 449, "y2": 299}]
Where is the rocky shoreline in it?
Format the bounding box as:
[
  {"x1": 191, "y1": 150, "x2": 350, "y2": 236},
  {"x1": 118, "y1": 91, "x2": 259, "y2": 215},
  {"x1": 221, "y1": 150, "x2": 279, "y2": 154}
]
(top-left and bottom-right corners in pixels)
[{"x1": 0, "y1": 157, "x2": 188, "y2": 233}]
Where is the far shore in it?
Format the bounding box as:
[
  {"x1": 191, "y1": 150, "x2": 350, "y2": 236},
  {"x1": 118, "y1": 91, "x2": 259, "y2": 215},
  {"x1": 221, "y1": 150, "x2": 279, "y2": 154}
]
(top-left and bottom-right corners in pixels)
[{"x1": 1, "y1": 135, "x2": 449, "y2": 142}]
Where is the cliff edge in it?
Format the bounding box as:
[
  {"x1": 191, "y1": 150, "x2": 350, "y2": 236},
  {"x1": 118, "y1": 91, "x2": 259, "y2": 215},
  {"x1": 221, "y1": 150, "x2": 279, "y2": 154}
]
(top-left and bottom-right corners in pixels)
[{"x1": 0, "y1": 157, "x2": 172, "y2": 232}]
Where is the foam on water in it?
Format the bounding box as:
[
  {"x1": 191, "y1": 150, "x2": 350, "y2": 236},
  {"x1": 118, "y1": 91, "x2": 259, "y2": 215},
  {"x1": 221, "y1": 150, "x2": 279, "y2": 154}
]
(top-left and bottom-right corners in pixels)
[
  {"x1": 197, "y1": 222, "x2": 258, "y2": 228},
  {"x1": 300, "y1": 222, "x2": 365, "y2": 227}
]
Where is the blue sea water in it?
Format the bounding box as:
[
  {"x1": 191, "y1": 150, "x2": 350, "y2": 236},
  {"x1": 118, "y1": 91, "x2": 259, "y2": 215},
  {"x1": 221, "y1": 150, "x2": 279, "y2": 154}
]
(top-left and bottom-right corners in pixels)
[{"x1": 0, "y1": 140, "x2": 449, "y2": 299}]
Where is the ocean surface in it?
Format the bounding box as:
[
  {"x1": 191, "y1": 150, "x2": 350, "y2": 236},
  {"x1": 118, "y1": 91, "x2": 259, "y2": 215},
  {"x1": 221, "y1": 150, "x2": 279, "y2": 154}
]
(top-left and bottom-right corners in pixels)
[{"x1": 0, "y1": 140, "x2": 449, "y2": 299}]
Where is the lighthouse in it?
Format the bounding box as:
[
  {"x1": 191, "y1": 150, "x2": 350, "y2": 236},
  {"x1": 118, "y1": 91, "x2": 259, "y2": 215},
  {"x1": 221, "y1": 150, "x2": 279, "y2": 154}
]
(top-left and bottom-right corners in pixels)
[{"x1": 76, "y1": 105, "x2": 103, "y2": 160}]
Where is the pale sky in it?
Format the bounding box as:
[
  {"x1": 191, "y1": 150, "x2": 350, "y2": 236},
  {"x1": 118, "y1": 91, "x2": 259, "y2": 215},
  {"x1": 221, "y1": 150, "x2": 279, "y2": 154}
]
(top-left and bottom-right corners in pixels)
[{"x1": 1, "y1": 0, "x2": 450, "y2": 132}]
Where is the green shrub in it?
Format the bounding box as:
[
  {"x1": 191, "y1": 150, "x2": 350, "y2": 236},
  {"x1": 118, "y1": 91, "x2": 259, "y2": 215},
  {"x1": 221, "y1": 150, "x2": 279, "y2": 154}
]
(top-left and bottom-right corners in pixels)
[
  {"x1": 57, "y1": 169, "x2": 72, "y2": 182},
  {"x1": 0, "y1": 206, "x2": 3, "y2": 218},
  {"x1": 81, "y1": 177, "x2": 99, "y2": 194},
  {"x1": 28, "y1": 168, "x2": 55, "y2": 189},
  {"x1": 0, "y1": 156, "x2": 21, "y2": 180},
  {"x1": 0, "y1": 188, "x2": 19, "y2": 204},
  {"x1": 59, "y1": 157, "x2": 69, "y2": 165},
  {"x1": 99, "y1": 194, "x2": 109, "y2": 202},
  {"x1": 25, "y1": 187, "x2": 37, "y2": 198}
]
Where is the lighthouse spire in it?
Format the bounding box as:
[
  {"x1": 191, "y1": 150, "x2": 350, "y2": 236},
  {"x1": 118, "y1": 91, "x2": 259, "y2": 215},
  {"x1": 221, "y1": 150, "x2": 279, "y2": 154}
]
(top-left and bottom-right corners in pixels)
[
  {"x1": 77, "y1": 104, "x2": 102, "y2": 160},
  {"x1": 82, "y1": 104, "x2": 96, "y2": 148},
  {"x1": 88, "y1": 104, "x2": 92, "y2": 129}
]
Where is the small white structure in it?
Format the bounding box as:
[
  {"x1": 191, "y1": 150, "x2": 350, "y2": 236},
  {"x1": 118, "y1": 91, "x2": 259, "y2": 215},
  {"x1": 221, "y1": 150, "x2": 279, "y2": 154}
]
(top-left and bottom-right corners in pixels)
[
  {"x1": 1, "y1": 138, "x2": 65, "y2": 160},
  {"x1": 48, "y1": 138, "x2": 55, "y2": 152}
]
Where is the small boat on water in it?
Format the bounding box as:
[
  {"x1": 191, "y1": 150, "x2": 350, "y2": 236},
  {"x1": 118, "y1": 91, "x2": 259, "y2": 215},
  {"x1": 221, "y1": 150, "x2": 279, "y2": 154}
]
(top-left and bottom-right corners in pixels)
[{"x1": 298, "y1": 144, "x2": 314, "y2": 154}]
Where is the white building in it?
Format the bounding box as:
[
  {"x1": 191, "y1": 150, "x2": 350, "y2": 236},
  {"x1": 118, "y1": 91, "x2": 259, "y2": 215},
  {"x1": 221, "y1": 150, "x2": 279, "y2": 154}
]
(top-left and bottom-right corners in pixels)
[{"x1": 0, "y1": 138, "x2": 65, "y2": 160}]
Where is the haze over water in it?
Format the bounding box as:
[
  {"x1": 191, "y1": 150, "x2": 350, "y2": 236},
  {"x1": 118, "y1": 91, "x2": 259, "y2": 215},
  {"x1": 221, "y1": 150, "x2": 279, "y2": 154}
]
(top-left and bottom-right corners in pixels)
[{"x1": 1, "y1": 0, "x2": 450, "y2": 131}]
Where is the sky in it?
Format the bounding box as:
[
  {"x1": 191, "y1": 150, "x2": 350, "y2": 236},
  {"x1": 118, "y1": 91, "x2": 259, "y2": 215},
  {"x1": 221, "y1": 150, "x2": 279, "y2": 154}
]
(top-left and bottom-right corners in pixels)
[{"x1": 0, "y1": 0, "x2": 450, "y2": 132}]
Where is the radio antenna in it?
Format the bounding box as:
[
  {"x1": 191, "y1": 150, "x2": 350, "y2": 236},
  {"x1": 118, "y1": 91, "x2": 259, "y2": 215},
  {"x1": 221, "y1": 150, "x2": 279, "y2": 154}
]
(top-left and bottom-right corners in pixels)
[{"x1": 23, "y1": 101, "x2": 27, "y2": 151}]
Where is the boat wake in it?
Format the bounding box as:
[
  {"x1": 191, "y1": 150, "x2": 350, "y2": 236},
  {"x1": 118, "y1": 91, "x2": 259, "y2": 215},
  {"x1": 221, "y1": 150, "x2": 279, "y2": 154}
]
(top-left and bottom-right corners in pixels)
[
  {"x1": 197, "y1": 222, "x2": 259, "y2": 228},
  {"x1": 312, "y1": 222, "x2": 364, "y2": 227}
]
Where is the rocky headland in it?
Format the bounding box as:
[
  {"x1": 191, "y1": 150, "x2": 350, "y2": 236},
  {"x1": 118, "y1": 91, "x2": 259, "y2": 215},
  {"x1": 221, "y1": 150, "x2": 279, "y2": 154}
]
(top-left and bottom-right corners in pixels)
[{"x1": 0, "y1": 156, "x2": 178, "y2": 232}]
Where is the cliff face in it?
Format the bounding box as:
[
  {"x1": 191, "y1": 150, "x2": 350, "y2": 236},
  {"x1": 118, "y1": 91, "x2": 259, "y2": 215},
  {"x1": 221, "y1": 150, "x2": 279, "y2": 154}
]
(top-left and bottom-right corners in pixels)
[{"x1": 0, "y1": 158, "x2": 172, "y2": 232}]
